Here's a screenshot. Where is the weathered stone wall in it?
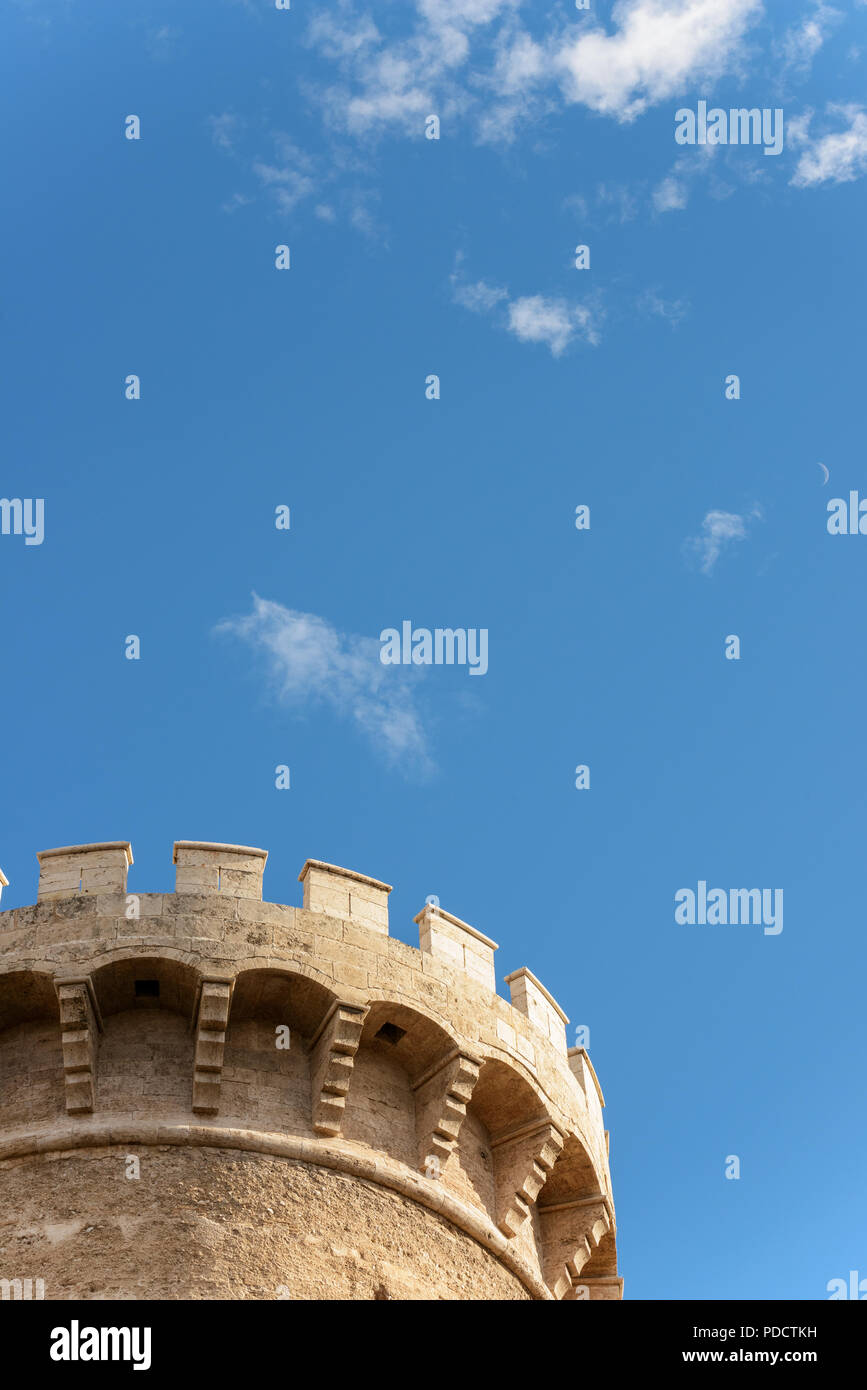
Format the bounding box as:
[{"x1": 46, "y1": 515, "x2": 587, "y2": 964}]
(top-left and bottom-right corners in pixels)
[
  {"x1": 0, "y1": 842, "x2": 623, "y2": 1301},
  {"x1": 0, "y1": 1148, "x2": 532, "y2": 1301}
]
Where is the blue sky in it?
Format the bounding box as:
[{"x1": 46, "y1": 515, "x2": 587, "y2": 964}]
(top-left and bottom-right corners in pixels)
[{"x1": 2, "y1": 0, "x2": 867, "y2": 1300}]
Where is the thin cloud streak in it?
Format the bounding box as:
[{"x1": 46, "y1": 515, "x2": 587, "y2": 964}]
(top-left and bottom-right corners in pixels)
[{"x1": 216, "y1": 595, "x2": 434, "y2": 776}]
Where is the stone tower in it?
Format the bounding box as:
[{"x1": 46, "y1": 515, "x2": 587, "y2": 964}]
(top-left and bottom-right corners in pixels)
[{"x1": 0, "y1": 841, "x2": 622, "y2": 1300}]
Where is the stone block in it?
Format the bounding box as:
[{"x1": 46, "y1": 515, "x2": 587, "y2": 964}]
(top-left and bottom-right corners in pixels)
[
  {"x1": 174, "y1": 842, "x2": 267, "y2": 900},
  {"x1": 37, "y1": 843, "x2": 133, "y2": 902},
  {"x1": 504, "y1": 968, "x2": 568, "y2": 1054},
  {"x1": 298, "y1": 860, "x2": 392, "y2": 934},
  {"x1": 415, "y1": 905, "x2": 498, "y2": 993}
]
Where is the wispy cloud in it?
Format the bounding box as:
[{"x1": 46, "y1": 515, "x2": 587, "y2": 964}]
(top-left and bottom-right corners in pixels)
[
  {"x1": 209, "y1": 117, "x2": 384, "y2": 235},
  {"x1": 452, "y1": 266, "x2": 600, "y2": 355},
  {"x1": 221, "y1": 191, "x2": 253, "y2": 215},
  {"x1": 146, "y1": 25, "x2": 181, "y2": 62},
  {"x1": 650, "y1": 144, "x2": 737, "y2": 216},
  {"x1": 790, "y1": 103, "x2": 867, "y2": 186},
  {"x1": 652, "y1": 175, "x2": 689, "y2": 212},
  {"x1": 209, "y1": 112, "x2": 243, "y2": 154},
  {"x1": 305, "y1": 0, "x2": 764, "y2": 142},
  {"x1": 252, "y1": 134, "x2": 317, "y2": 213},
  {"x1": 637, "y1": 288, "x2": 689, "y2": 326},
  {"x1": 216, "y1": 595, "x2": 433, "y2": 774},
  {"x1": 594, "y1": 182, "x2": 640, "y2": 223},
  {"x1": 776, "y1": 3, "x2": 841, "y2": 79},
  {"x1": 684, "y1": 507, "x2": 762, "y2": 575}
]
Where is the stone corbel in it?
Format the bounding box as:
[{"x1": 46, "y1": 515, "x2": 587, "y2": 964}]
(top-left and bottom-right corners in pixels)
[
  {"x1": 309, "y1": 1002, "x2": 368, "y2": 1136},
  {"x1": 191, "y1": 978, "x2": 234, "y2": 1115},
  {"x1": 539, "y1": 1193, "x2": 613, "y2": 1300},
  {"x1": 490, "y1": 1117, "x2": 566, "y2": 1238},
  {"x1": 55, "y1": 976, "x2": 103, "y2": 1114},
  {"x1": 412, "y1": 1049, "x2": 481, "y2": 1174}
]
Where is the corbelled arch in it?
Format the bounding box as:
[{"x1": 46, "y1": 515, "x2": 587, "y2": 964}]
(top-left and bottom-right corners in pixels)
[
  {"x1": 468, "y1": 1056, "x2": 567, "y2": 1259},
  {"x1": 0, "y1": 969, "x2": 59, "y2": 1030},
  {"x1": 220, "y1": 967, "x2": 339, "y2": 1134},
  {"x1": 84, "y1": 956, "x2": 201, "y2": 1117},
  {"x1": 230, "y1": 966, "x2": 336, "y2": 1038},
  {"x1": 0, "y1": 970, "x2": 64, "y2": 1128},
  {"x1": 339, "y1": 999, "x2": 469, "y2": 1173},
  {"x1": 89, "y1": 954, "x2": 201, "y2": 1019},
  {"x1": 537, "y1": 1131, "x2": 617, "y2": 1300}
]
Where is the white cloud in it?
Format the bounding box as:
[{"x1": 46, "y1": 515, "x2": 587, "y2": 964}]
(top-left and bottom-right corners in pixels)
[
  {"x1": 216, "y1": 596, "x2": 433, "y2": 774},
  {"x1": 507, "y1": 295, "x2": 597, "y2": 354},
  {"x1": 563, "y1": 184, "x2": 639, "y2": 225},
  {"x1": 146, "y1": 25, "x2": 180, "y2": 61},
  {"x1": 309, "y1": 1, "x2": 519, "y2": 137},
  {"x1": 652, "y1": 174, "x2": 689, "y2": 212},
  {"x1": 221, "y1": 191, "x2": 253, "y2": 214},
  {"x1": 778, "y1": 4, "x2": 840, "y2": 78},
  {"x1": 552, "y1": 0, "x2": 763, "y2": 122},
  {"x1": 307, "y1": 0, "x2": 763, "y2": 141},
  {"x1": 453, "y1": 271, "x2": 600, "y2": 354},
  {"x1": 307, "y1": 9, "x2": 382, "y2": 62},
  {"x1": 252, "y1": 135, "x2": 316, "y2": 212},
  {"x1": 637, "y1": 288, "x2": 689, "y2": 325},
  {"x1": 563, "y1": 192, "x2": 590, "y2": 220},
  {"x1": 648, "y1": 143, "x2": 736, "y2": 216},
  {"x1": 596, "y1": 181, "x2": 640, "y2": 222},
  {"x1": 790, "y1": 103, "x2": 867, "y2": 186},
  {"x1": 452, "y1": 278, "x2": 508, "y2": 312},
  {"x1": 684, "y1": 507, "x2": 761, "y2": 574},
  {"x1": 210, "y1": 112, "x2": 243, "y2": 154},
  {"x1": 347, "y1": 188, "x2": 386, "y2": 242},
  {"x1": 785, "y1": 109, "x2": 814, "y2": 147}
]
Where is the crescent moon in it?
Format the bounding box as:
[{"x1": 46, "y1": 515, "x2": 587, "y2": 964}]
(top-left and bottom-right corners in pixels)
[{"x1": 819, "y1": 462, "x2": 829, "y2": 485}]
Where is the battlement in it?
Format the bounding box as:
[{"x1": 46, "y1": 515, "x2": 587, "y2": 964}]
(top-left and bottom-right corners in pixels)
[
  {"x1": 174, "y1": 842, "x2": 268, "y2": 899},
  {"x1": 17, "y1": 841, "x2": 573, "y2": 1053},
  {"x1": 299, "y1": 859, "x2": 391, "y2": 933},
  {"x1": 36, "y1": 842, "x2": 133, "y2": 901},
  {"x1": 0, "y1": 839, "x2": 622, "y2": 1302}
]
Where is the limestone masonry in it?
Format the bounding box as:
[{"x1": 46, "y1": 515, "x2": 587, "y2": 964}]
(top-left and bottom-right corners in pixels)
[{"x1": 0, "y1": 841, "x2": 623, "y2": 1300}]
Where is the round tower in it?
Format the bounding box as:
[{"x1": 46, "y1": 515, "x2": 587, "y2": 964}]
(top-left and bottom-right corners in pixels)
[{"x1": 0, "y1": 841, "x2": 622, "y2": 1301}]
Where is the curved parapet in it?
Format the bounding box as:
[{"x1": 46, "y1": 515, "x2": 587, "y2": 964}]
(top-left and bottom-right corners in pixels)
[{"x1": 0, "y1": 840, "x2": 623, "y2": 1301}]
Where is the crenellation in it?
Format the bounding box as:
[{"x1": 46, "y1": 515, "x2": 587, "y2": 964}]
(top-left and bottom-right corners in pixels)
[
  {"x1": 568, "y1": 1046, "x2": 605, "y2": 1132},
  {"x1": 505, "y1": 967, "x2": 569, "y2": 1054},
  {"x1": 174, "y1": 842, "x2": 267, "y2": 900},
  {"x1": 415, "y1": 903, "x2": 498, "y2": 992},
  {"x1": 37, "y1": 843, "x2": 133, "y2": 903},
  {"x1": 299, "y1": 860, "x2": 391, "y2": 934}
]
